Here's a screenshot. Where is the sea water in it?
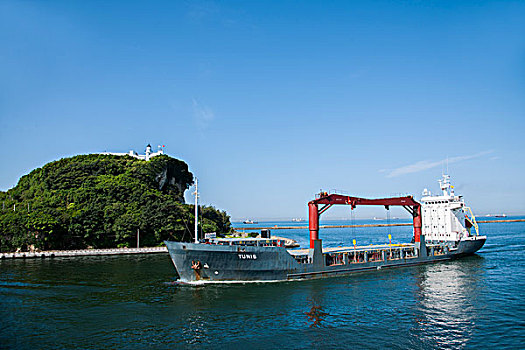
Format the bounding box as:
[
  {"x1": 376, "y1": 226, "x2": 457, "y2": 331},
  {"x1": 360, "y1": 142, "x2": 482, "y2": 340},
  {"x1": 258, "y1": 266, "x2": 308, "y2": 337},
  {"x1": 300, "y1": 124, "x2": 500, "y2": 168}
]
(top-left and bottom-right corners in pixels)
[{"x1": 1, "y1": 218, "x2": 524, "y2": 349}]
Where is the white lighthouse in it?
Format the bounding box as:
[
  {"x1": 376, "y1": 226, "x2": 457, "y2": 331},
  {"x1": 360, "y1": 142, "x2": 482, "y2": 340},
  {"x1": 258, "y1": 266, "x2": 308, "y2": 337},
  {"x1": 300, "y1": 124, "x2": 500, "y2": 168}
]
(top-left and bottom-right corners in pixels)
[{"x1": 145, "y1": 144, "x2": 152, "y2": 161}]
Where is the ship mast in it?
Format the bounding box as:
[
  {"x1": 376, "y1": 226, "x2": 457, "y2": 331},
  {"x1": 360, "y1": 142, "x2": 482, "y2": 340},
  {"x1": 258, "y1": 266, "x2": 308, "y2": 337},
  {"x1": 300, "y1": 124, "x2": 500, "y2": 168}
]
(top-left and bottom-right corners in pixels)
[{"x1": 194, "y1": 178, "x2": 199, "y2": 244}]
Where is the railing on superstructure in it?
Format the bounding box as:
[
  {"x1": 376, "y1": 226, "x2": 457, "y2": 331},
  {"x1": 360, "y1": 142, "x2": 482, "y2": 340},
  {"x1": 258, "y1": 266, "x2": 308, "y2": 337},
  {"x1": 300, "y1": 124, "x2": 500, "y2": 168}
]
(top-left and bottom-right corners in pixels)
[{"x1": 463, "y1": 206, "x2": 479, "y2": 236}]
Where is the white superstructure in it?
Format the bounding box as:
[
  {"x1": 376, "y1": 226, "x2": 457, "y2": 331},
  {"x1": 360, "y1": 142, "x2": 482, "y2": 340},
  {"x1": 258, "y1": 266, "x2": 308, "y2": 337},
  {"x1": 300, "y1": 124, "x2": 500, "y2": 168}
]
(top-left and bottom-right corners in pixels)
[{"x1": 421, "y1": 175, "x2": 479, "y2": 243}]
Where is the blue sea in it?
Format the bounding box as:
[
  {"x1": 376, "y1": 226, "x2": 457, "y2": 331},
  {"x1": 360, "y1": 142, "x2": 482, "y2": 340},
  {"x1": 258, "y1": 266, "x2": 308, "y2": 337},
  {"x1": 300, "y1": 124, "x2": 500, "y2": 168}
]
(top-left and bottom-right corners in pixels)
[{"x1": 1, "y1": 218, "x2": 524, "y2": 349}]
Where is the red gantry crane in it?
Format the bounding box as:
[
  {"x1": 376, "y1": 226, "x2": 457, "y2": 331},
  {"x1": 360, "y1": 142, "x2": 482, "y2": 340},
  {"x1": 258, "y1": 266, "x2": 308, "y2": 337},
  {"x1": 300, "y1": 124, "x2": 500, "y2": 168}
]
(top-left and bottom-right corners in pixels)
[{"x1": 308, "y1": 193, "x2": 422, "y2": 249}]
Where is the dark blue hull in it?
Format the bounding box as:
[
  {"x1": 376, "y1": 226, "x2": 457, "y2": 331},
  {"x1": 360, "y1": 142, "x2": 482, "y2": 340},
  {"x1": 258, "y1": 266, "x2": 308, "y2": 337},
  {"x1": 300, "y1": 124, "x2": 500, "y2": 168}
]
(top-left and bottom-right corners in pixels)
[{"x1": 165, "y1": 237, "x2": 486, "y2": 283}]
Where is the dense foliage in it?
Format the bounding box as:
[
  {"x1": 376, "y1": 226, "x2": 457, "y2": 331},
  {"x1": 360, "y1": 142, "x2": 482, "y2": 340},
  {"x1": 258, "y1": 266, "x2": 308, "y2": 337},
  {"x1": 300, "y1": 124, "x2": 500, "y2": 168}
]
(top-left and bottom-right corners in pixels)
[{"x1": 0, "y1": 154, "x2": 232, "y2": 252}]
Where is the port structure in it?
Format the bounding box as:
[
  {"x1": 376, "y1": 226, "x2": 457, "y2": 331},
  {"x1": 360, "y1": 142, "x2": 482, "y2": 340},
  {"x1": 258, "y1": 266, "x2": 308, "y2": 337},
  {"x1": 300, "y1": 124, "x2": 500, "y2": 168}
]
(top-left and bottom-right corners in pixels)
[{"x1": 308, "y1": 193, "x2": 422, "y2": 249}]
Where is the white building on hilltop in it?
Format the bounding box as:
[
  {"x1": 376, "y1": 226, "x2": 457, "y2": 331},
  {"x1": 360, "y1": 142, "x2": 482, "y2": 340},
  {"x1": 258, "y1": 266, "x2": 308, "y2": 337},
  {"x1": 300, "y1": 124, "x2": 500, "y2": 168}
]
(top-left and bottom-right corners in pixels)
[{"x1": 100, "y1": 144, "x2": 165, "y2": 161}]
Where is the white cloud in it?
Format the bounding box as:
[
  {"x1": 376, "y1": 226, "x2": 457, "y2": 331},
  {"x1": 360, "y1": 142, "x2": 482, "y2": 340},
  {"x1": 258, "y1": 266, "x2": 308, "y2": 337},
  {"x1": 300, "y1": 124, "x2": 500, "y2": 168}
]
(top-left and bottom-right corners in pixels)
[
  {"x1": 192, "y1": 98, "x2": 215, "y2": 130},
  {"x1": 385, "y1": 151, "x2": 494, "y2": 178}
]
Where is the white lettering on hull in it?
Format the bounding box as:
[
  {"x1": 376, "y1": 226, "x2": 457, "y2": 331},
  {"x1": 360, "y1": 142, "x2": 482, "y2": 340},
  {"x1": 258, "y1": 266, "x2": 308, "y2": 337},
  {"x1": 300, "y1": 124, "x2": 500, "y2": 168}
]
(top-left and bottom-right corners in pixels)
[{"x1": 238, "y1": 253, "x2": 257, "y2": 260}]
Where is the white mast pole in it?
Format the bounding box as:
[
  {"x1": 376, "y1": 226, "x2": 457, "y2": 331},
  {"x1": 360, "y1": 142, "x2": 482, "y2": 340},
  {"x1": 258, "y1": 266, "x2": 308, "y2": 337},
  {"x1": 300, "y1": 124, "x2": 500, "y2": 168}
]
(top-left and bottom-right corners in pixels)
[{"x1": 194, "y1": 178, "x2": 199, "y2": 244}]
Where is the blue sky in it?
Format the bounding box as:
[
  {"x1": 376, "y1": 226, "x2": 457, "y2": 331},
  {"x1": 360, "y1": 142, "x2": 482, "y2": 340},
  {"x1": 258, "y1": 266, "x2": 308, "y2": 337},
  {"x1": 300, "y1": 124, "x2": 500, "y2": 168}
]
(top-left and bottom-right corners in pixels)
[{"x1": 1, "y1": 0, "x2": 524, "y2": 220}]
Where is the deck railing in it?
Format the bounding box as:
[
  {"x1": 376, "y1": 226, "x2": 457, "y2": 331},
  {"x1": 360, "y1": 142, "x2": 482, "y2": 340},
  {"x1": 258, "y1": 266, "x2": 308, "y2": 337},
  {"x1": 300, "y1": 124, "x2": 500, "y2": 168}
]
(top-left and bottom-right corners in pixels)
[{"x1": 463, "y1": 206, "x2": 479, "y2": 235}]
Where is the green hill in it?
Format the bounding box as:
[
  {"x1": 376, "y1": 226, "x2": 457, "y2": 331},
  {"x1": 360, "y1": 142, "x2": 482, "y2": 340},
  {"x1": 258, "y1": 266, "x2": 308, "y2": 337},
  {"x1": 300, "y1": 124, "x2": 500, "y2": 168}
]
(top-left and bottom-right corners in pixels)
[{"x1": 0, "y1": 154, "x2": 232, "y2": 252}]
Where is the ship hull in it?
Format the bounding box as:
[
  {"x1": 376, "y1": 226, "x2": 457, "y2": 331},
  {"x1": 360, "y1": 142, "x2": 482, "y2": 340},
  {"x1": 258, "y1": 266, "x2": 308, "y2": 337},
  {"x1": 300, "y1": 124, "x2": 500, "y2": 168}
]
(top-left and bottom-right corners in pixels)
[
  {"x1": 165, "y1": 236, "x2": 486, "y2": 284},
  {"x1": 449, "y1": 237, "x2": 487, "y2": 257},
  {"x1": 165, "y1": 241, "x2": 298, "y2": 282}
]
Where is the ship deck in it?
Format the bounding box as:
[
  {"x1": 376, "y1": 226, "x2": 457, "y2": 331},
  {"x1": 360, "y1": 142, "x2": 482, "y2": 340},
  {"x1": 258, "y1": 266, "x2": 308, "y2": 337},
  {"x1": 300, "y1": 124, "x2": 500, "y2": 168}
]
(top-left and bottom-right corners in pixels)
[{"x1": 287, "y1": 243, "x2": 415, "y2": 256}]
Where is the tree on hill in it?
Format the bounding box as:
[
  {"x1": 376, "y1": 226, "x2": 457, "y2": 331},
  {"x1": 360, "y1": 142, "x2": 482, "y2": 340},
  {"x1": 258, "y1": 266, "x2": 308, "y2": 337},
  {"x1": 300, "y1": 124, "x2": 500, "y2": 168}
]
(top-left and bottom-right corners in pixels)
[{"x1": 0, "y1": 154, "x2": 232, "y2": 252}]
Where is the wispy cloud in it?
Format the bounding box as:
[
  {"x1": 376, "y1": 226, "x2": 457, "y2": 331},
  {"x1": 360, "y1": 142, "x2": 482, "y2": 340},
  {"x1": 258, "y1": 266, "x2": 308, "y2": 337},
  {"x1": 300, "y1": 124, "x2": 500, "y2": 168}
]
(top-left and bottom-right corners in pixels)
[
  {"x1": 186, "y1": 1, "x2": 242, "y2": 29},
  {"x1": 186, "y1": 1, "x2": 220, "y2": 22},
  {"x1": 384, "y1": 151, "x2": 494, "y2": 178},
  {"x1": 192, "y1": 98, "x2": 215, "y2": 130}
]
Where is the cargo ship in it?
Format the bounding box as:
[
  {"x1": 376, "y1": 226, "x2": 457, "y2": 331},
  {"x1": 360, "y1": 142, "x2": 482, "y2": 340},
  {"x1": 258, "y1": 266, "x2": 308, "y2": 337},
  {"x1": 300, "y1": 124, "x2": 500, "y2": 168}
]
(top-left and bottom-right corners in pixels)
[{"x1": 165, "y1": 175, "x2": 486, "y2": 283}]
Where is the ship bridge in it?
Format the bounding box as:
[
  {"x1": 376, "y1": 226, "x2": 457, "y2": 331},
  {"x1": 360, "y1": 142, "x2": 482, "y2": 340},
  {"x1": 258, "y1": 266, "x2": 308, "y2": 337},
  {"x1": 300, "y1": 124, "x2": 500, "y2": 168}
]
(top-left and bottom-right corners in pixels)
[{"x1": 420, "y1": 174, "x2": 479, "y2": 242}]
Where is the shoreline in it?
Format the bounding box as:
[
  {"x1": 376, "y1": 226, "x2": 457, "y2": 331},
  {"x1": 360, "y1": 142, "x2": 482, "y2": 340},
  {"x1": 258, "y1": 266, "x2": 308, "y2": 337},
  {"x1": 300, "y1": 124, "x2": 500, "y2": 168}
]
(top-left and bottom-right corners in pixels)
[
  {"x1": 3, "y1": 219, "x2": 523, "y2": 259},
  {"x1": 1, "y1": 246, "x2": 167, "y2": 260},
  {"x1": 235, "y1": 219, "x2": 525, "y2": 231}
]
